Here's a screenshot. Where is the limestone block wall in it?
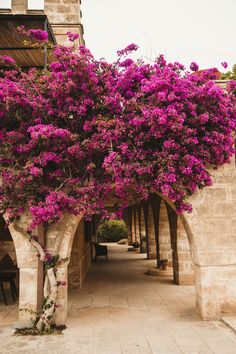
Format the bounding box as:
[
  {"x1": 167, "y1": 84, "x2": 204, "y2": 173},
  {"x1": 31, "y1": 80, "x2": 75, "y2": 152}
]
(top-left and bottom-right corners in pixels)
[
  {"x1": 45, "y1": 0, "x2": 82, "y2": 24},
  {"x1": 11, "y1": 0, "x2": 27, "y2": 13}
]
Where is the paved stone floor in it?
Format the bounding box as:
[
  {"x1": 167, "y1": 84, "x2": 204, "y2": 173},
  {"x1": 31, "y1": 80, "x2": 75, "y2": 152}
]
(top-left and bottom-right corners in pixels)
[{"x1": 1, "y1": 244, "x2": 236, "y2": 353}]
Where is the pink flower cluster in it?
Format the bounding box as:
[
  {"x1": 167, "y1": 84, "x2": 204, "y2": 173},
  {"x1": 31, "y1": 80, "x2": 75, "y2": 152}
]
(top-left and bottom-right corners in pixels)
[
  {"x1": 67, "y1": 32, "x2": 79, "y2": 42},
  {"x1": 27, "y1": 29, "x2": 48, "y2": 42},
  {"x1": 0, "y1": 35, "x2": 235, "y2": 229}
]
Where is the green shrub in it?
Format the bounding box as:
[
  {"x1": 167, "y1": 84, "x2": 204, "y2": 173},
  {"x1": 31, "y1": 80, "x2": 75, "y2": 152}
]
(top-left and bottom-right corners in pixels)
[
  {"x1": 222, "y1": 64, "x2": 236, "y2": 80},
  {"x1": 97, "y1": 220, "x2": 128, "y2": 242}
]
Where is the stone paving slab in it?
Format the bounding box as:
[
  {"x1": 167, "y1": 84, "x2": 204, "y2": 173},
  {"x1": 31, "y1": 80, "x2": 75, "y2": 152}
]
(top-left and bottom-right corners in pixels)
[{"x1": 0, "y1": 244, "x2": 236, "y2": 353}]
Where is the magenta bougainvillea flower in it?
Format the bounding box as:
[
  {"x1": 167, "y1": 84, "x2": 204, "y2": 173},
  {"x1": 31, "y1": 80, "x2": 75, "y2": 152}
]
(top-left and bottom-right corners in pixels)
[
  {"x1": 221, "y1": 61, "x2": 228, "y2": 69},
  {"x1": 0, "y1": 38, "x2": 235, "y2": 230},
  {"x1": 66, "y1": 32, "x2": 80, "y2": 42},
  {"x1": 190, "y1": 61, "x2": 199, "y2": 72},
  {"x1": 27, "y1": 29, "x2": 48, "y2": 42}
]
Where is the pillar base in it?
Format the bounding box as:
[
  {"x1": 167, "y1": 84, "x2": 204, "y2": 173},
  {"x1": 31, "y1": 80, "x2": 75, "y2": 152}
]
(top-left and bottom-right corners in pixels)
[
  {"x1": 195, "y1": 264, "x2": 236, "y2": 320},
  {"x1": 147, "y1": 267, "x2": 173, "y2": 277}
]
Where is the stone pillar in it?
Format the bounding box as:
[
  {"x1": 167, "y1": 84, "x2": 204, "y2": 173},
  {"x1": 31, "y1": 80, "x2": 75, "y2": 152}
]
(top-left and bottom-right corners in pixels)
[
  {"x1": 7, "y1": 213, "x2": 42, "y2": 322},
  {"x1": 123, "y1": 207, "x2": 132, "y2": 245},
  {"x1": 131, "y1": 207, "x2": 136, "y2": 244},
  {"x1": 138, "y1": 206, "x2": 147, "y2": 253},
  {"x1": 180, "y1": 156, "x2": 236, "y2": 319},
  {"x1": 134, "y1": 206, "x2": 140, "y2": 244},
  {"x1": 159, "y1": 201, "x2": 172, "y2": 265},
  {"x1": 146, "y1": 204, "x2": 156, "y2": 259},
  {"x1": 140, "y1": 207, "x2": 146, "y2": 238}
]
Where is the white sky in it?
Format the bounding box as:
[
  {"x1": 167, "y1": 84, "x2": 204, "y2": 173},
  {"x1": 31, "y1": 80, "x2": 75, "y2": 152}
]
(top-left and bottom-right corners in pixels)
[{"x1": 82, "y1": 0, "x2": 236, "y2": 71}]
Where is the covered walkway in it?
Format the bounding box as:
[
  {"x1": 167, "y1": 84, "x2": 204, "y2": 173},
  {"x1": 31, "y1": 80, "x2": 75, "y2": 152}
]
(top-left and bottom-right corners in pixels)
[{"x1": 0, "y1": 244, "x2": 236, "y2": 353}]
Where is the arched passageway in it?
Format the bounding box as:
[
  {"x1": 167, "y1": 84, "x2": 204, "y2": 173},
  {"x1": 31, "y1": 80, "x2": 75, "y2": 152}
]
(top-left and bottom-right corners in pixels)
[
  {"x1": 120, "y1": 158, "x2": 236, "y2": 320},
  {"x1": 4, "y1": 157, "x2": 236, "y2": 325}
]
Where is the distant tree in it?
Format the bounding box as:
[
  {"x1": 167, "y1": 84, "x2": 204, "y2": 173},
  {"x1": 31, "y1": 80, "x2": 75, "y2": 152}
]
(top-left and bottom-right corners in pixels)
[{"x1": 97, "y1": 220, "x2": 127, "y2": 242}]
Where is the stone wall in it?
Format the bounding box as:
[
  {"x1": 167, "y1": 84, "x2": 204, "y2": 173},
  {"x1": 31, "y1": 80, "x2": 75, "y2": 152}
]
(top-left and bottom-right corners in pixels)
[{"x1": 45, "y1": 0, "x2": 81, "y2": 24}]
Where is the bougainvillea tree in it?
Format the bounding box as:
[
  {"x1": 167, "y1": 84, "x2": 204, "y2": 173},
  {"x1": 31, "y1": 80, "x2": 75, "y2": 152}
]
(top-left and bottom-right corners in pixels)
[{"x1": 0, "y1": 30, "x2": 236, "y2": 332}]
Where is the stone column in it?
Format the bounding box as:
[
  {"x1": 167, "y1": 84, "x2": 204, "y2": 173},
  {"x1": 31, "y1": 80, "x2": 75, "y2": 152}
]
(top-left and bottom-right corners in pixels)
[
  {"x1": 138, "y1": 206, "x2": 147, "y2": 253},
  {"x1": 134, "y1": 206, "x2": 140, "y2": 244},
  {"x1": 123, "y1": 207, "x2": 132, "y2": 245},
  {"x1": 181, "y1": 157, "x2": 236, "y2": 319},
  {"x1": 7, "y1": 214, "x2": 42, "y2": 323},
  {"x1": 146, "y1": 204, "x2": 156, "y2": 259},
  {"x1": 131, "y1": 207, "x2": 136, "y2": 244},
  {"x1": 159, "y1": 201, "x2": 172, "y2": 265}
]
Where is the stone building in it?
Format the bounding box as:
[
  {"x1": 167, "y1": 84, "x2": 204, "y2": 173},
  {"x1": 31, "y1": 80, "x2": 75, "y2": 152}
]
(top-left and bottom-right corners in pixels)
[{"x1": 0, "y1": 0, "x2": 236, "y2": 329}]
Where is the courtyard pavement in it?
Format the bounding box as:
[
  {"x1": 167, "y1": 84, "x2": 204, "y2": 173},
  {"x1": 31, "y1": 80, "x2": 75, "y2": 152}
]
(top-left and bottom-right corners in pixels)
[{"x1": 0, "y1": 244, "x2": 236, "y2": 353}]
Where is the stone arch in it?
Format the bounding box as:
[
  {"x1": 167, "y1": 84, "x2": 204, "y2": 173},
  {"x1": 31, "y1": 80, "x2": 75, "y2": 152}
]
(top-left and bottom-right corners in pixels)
[
  {"x1": 0, "y1": 215, "x2": 17, "y2": 264},
  {"x1": 2, "y1": 212, "x2": 82, "y2": 324},
  {"x1": 158, "y1": 157, "x2": 236, "y2": 319},
  {"x1": 2, "y1": 213, "x2": 41, "y2": 321}
]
